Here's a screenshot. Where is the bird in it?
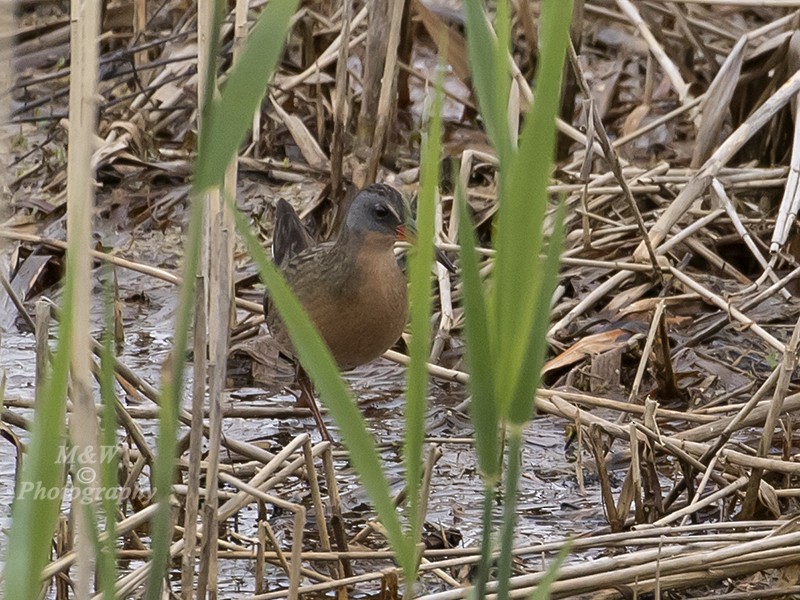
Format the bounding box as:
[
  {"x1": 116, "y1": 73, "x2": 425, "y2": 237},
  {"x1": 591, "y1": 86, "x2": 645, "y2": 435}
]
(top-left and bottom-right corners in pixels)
[{"x1": 264, "y1": 183, "x2": 453, "y2": 440}]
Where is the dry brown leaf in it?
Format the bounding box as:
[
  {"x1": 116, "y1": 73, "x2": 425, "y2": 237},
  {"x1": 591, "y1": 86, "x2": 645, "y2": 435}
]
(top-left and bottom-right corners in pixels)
[
  {"x1": 758, "y1": 480, "x2": 781, "y2": 519},
  {"x1": 777, "y1": 561, "x2": 800, "y2": 588},
  {"x1": 620, "y1": 104, "x2": 651, "y2": 139},
  {"x1": 413, "y1": 0, "x2": 471, "y2": 84},
  {"x1": 617, "y1": 294, "x2": 700, "y2": 316},
  {"x1": 271, "y1": 97, "x2": 330, "y2": 171},
  {"x1": 692, "y1": 36, "x2": 745, "y2": 167},
  {"x1": 543, "y1": 329, "x2": 630, "y2": 374},
  {"x1": 594, "y1": 61, "x2": 623, "y2": 119},
  {"x1": 590, "y1": 347, "x2": 622, "y2": 394},
  {"x1": 605, "y1": 282, "x2": 653, "y2": 314}
]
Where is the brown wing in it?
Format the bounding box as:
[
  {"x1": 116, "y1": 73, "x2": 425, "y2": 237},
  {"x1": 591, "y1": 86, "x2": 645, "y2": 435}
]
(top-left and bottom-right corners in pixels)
[
  {"x1": 272, "y1": 198, "x2": 315, "y2": 268},
  {"x1": 263, "y1": 241, "x2": 342, "y2": 359},
  {"x1": 265, "y1": 198, "x2": 317, "y2": 322}
]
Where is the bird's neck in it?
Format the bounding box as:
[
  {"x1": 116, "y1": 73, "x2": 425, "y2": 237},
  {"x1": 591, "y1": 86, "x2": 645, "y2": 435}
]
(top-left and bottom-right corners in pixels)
[
  {"x1": 336, "y1": 229, "x2": 396, "y2": 256},
  {"x1": 332, "y1": 230, "x2": 400, "y2": 297}
]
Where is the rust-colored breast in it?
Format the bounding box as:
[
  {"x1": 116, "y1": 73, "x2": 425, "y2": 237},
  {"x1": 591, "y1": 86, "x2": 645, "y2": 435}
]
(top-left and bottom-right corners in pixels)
[{"x1": 266, "y1": 236, "x2": 408, "y2": 370}]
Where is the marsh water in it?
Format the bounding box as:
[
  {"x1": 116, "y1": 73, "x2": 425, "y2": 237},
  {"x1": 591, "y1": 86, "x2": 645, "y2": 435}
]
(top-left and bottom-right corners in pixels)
[{"x1": 0, "y1": 188, "x2": 610, "y2": 596}]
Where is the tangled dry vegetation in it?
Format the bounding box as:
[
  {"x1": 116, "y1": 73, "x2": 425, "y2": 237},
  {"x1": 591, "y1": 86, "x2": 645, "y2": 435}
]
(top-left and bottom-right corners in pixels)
[{"x1": 4, "y1": 0, "x2": 800, "y2": 598}]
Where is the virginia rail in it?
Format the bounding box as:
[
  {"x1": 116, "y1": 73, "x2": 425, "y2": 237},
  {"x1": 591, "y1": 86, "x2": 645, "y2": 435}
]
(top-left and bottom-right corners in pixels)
[{"x1": 264, "y1": 183, "x2": 452, "y2": 440}]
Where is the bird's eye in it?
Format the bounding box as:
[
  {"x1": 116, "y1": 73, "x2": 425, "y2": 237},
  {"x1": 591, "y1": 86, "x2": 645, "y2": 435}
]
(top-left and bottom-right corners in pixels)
[{"x1": 374, "y1": 204, "x2": 389, "y2": 219}]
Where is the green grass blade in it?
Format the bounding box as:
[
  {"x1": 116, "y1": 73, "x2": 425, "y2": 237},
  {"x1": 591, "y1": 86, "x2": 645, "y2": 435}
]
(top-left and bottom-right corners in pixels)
[
  {"x1": 497, "y1": 425, "x2": 524, "y2": 600},
  {"x1": 456, "y1": 189, "x2": 498, "y2": 479},
  {"x1": 473, "y1": 481, "x2": 497, "y2": 599},
  {"x1": 527, "y1": 541, "x2": 572, "y2": 600},
  {"x1": 492, "y1": 0, "x2": 573, "y2": 411},
  {"x1": 457, "y1": 1, "x2": 574, "y2": 597},
  {"x1": 493, "y1": 0, "x2": 511, "y2": 158},
  {"x1": 144, "y1": 187, "x2": 205, "y2": 599},
  {"x1": 97, "y1": 268, "x2": 120, "y2": 599},
  {"x1": 507, "y1": 201, "x2": 565, "y2": 426},
  {"x1": 144, "y1": 3, "x2": 224, "y2": 595},
  {"x1": 463, "y1": 0, "x2": 509, "y2": 161},
  {"x1": 5, "y1": 290, "x2": 72, "y2": 600},
  {"x1": 194, "y1": 0, "x2": 299, "y2": 192},
  {"x1": 458, "y1": 181, "x2": 500, "y2": 597},
  {"x1": 404, "y1": 64, "x2": 445, "y2": 567},
  {"x1": 229, "y1": 198, "x2": 408, "y2": 570},
  {"x1": 144, "y1": 2, "x2": 300, "y2": 595}
]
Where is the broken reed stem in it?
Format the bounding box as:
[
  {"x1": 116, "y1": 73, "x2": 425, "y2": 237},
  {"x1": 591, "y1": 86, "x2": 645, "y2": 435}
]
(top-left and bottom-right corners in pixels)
[
  {"x1": 365, "y1": 0, "x2": 405, "y2": 183},
  {"x1": 322, "y1": 443, "x2": 352, "y2": 580},
  {"x1": 302, "y1": 437, "x2": 339, "y2": 579},
  {"x1": 627, "y1": 299, "x2": 666, "y2": 403},
  {"x1": 568, "y1": 41, "x2": 663, "y2": 282}
]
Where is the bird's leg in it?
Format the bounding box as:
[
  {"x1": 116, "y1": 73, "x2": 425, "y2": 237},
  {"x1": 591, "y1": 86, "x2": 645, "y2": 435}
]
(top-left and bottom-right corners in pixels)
[{"x1": 296, "y1": 365, "x2": 332, "y2": 442}]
